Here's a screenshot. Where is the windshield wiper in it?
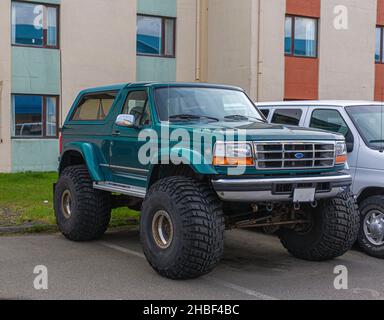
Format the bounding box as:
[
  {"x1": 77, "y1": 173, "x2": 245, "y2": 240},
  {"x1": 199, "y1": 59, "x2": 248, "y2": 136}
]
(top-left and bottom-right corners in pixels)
[
  {"x1": 168, "y1": 114, "x2": 219, "y2": 122},
  {"x1": 224, "y1": 114, "x2": 266, "y2": 123},
  {"x1": 369, "y1": 140, "x2": 384, "y2": 143}
]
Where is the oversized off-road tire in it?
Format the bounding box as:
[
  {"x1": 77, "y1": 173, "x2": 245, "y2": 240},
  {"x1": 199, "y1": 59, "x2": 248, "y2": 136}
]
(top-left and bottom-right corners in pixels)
[
  {"x1": 54, "y1": 165, "x2": 111, "y2": 241},
  {"x1": 278, "y1": 192, "x2": 359, "y2": 261},
  {"x1": 140, "y1": 177, "x2": 225, "y2": 280},
  {"x1": 357, "y1": 195, "x2": 384, "y2": 259}
]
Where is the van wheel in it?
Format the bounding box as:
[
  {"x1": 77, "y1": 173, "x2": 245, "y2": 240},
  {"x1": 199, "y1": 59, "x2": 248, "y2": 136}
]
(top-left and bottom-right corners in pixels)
[
  {"x1": 279, "y1": 192, "x2": 359, "y2": 261},
  {"x1": 358, "y1": 196, "x2": 384, "y2": 259},
  {"x1": 54, "y1": 165, "x2": 111, "y2": 241},
  {"x1": 140, "y1": 177, "x2": 225, "y2": 280}
]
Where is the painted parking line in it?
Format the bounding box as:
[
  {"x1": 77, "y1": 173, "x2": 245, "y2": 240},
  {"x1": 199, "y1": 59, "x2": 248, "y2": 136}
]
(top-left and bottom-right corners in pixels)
[{"x1": 98, "y1": 241, "x2": 279, "y2": 301}]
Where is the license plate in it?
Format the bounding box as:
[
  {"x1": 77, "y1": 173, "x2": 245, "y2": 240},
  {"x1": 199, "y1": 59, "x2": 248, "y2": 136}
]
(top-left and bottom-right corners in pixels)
[{"x1": 293, "y1": 188, "x2": 316, "y2": 203}]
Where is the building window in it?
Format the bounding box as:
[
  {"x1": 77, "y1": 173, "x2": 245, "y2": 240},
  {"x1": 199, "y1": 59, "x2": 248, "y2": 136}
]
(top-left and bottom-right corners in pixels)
[
  {"x1": 285, "y1": 16, "x2": 318, "y2": 58},
  {"x1": 137, "y1": 15, "x2": 176, "y2": 57},
  {"x1": 11, "y1": 1, "x2": 59, "y2": 48},
  {"x1": 376, "y1": 26, "x2": 384, "y2": 63},
  {"x1": 12, "y1": 95, "x2": 59, "y2": 138}
]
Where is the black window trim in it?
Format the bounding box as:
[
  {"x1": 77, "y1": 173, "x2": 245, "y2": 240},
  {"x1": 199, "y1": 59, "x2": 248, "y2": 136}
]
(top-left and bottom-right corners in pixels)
[
  {"x1": 11, "y1": 0, "x2": 60, "y2": 49},
  {"x1": 12, "y1": 93, "x2": 60, "y2": 139},
  {"x1": 136, "y1": 13, "x2": 176, "y2": 59},
  {"x1": 285, "y1": 14, "x2": 319, "y2": 59}
]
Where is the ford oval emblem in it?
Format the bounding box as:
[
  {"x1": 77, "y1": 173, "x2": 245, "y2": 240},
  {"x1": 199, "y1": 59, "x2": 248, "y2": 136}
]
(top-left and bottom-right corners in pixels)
[{"x1": 295, "y1": 152, "x2": 305, "y2": 159}]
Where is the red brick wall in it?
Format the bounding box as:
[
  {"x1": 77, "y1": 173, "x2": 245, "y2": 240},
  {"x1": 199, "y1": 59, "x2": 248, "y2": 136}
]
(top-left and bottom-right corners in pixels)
[
  {"x1": 286, "y1": 0, "x2": 320, "y2": 18},
  {"x1": 284, "y1": 0, "x2": 320, "y2": 100}
]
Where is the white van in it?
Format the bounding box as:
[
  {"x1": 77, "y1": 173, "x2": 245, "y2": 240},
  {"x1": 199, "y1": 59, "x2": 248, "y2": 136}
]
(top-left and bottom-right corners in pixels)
[{"x1": 256, "y1": 100, "x2": 384, "y2": 258}]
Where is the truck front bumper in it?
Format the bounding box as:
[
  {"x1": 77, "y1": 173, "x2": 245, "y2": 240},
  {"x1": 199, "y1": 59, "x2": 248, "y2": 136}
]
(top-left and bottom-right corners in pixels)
[{"x1": 211, "y1": 173, "x2": 352, "y2": 202}]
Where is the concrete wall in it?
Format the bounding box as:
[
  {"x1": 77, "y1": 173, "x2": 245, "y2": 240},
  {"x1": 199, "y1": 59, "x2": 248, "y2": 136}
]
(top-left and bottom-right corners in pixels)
[
  {"x1": 12, "y1": 140, "x2": 59, "y2": 172},
  {"x1": 176, "y1": 0, "x2": 198, "y2": 82},
  {"x1": 319, "y1": 0, "x2": 377, "y2": 100},
  {"x1": 136, "y1": 0, "x2": 177, "y2": 82},
  {"x1": 257, "y1": 0, "x2": 285, "y2": 101},
  {"x1": 138, "y1": 0, "x2": 177, "y2": 17},
  {"x1": 0, "y1": 0, "x2": 12, "y2": 172},
  {"x1": 206, "y1": 0, "x2": 253, "y2": 92},
  {"x1": 12, "y1": 47, "x2": 61, "y2": 95},
  {"x1": 61, "y1": 0, "x2": 137, "y2": 119}
]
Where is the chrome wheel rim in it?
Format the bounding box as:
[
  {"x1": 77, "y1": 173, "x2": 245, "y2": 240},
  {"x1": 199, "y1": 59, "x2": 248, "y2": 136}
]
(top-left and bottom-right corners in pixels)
[
  {"x1": 364, "y1": 210, "x2": 384, "y2": 246},
  {"x1": 61, "y1": 190, "x2": 72, "y2": 219},
  {"x1": 152, "y1": 210, "x2": 174, "y2": 249}
]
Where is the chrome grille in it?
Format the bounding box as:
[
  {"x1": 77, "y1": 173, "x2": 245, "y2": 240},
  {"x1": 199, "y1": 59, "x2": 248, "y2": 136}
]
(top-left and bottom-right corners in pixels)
[{"x1": 254, "y1": 141, "x2": 335, "y2": 170}]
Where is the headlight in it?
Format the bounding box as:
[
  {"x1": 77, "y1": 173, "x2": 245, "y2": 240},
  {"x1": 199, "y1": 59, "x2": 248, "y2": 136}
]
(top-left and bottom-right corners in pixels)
[
  {"x1": 213, "y1": 142, "x2": 254, "y2": 166},
  {"x1": 335, "y1": 141, "x2": 347, "y2": 165}
]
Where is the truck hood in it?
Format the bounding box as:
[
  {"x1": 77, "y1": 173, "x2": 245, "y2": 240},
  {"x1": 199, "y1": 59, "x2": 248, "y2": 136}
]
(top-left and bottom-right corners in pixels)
[{"x1": 167, "y1": 121, "x2": 341, "y2": 141}]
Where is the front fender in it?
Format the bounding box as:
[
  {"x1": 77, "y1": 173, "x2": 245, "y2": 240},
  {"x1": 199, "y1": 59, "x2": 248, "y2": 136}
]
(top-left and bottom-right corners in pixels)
[
  {"x1": 61, "y1": 142, "x2": 105, "y2": 181},
  {"x1": 148, "y1": 147, "x2": 218, "y2": 175}
]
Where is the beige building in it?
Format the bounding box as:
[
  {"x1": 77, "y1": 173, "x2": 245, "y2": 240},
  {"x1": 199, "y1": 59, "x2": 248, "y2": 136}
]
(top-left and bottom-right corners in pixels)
[{"x1": 0, "y1": 0, "x2": 383, "y2": 172}]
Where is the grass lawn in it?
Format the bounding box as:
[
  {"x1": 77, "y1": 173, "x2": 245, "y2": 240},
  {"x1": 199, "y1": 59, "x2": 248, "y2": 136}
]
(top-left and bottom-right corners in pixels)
[{"x1": 0, "y1": 172, "x2": 139, "y2": 231}]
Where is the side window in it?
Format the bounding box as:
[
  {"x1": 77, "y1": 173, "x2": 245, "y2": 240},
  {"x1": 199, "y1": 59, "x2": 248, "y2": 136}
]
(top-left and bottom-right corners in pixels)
[
  {"x1": 260, "y1": 109, "x2": 270, "y2": 119},
  {"x1": 122, "y1": 91, "x2": 151, "y2": 126},
  {"x1": 71, "y1": 92, "x2": 117, "y2": 121},
  {"x1": 310, "y1": 109, "x2": 349, "y2": 137},
  {"x1": 271, "y1": 109, "x2": 302, "y2": 126}
]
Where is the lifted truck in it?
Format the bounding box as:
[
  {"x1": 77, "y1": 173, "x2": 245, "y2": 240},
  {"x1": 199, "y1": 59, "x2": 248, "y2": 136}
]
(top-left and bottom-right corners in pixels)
[{"x1": 54, "y1": 83, "x2": 359, "y2": 280}]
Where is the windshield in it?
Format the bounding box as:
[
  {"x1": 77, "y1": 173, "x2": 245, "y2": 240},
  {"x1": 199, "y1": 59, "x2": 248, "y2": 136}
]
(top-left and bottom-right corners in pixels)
[
  {"x1": 154, "y1": 87, "x2": 264, "y2": 122},
  {"x1": 346, "y1": 105, "x2": 384, "y2": 150}
]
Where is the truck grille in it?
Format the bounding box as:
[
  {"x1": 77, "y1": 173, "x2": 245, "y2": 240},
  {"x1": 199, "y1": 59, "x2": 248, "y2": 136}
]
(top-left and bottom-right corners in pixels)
[{"x1": 254, "y1": 141, "x2": 335, "y2": 170}]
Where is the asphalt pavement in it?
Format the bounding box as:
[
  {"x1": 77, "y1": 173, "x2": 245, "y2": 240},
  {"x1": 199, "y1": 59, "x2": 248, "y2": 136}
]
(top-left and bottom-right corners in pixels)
[{"x1": 0, "y1": 228, "x2": 383, "y2": 300}]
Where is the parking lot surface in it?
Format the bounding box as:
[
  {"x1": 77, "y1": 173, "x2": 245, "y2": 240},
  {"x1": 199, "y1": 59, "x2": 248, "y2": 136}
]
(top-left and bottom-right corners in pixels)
[{"x1": 0, "y1": 228, "x2": 383, "y2": 300}]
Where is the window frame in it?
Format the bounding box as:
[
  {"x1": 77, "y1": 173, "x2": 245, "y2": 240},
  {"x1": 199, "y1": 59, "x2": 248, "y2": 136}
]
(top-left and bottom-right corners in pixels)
[
  {"x1": 69, "y1": 91, "x2": 119, "y2": 123},
  {"x1": 309, "y1": 108, "x2": 350, "y2": 137},
  {"x1": 11, "y1": 0, "x2": 60, "y2": 49},
  {"x1": 285, "y1": 15, "x2": 319, "y2": 59},
  {"x1": 271, "y1": 108, "x2": 304, "y2": 126},
  {"x1": 136, "y1": 13, "x2": 176, "y2": 58},
  {"x1": 12, "y1": 93, "x2": 60, "y2": 139},
  {"x1": 376, "y1": 26, "x2": 384, "y2": 64},
  {"x1": 119, "y1": 90, "x2": 152, "y2": 127}
]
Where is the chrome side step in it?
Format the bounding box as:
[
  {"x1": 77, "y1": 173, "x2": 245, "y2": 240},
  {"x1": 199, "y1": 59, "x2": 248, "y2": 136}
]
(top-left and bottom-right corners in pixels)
[{"x1": 93, "y1": 182, "x2": 146, "y2": 199}]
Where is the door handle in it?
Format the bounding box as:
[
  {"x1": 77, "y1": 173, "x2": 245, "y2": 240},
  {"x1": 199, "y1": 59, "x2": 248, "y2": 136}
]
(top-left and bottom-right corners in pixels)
[{"x1": 112, "y1": 130, "x2": 120, "y2": 136}]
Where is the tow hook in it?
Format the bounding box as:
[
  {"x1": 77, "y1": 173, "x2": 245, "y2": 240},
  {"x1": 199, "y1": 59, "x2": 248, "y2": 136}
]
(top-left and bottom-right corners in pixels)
[{"x1": 294, "y1": 202, "x2": 301, "y2": 211}]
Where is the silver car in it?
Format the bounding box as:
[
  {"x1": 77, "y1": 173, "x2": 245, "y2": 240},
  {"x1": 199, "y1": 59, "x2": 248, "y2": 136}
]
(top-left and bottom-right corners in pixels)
[{"x1": 257, "y1": 100, "x2": 384, "y2": 258}]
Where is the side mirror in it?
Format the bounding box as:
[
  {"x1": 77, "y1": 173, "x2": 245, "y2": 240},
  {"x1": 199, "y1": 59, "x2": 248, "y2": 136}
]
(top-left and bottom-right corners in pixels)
[
  {"x1": 346, "y1": 142, "x2": 354, "y2": 153},
  {"x1": 345, "y1": 131, "x2": 354, "y2": 153},
  {"x1": 115, "y1": 114, "x2": 136, "y2": 128}
]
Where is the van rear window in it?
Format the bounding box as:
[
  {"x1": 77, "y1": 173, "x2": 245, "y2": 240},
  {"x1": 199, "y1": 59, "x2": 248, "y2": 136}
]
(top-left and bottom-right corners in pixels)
[{"x1": 71, "y1": 91, "x2": 118, "y2": 121}]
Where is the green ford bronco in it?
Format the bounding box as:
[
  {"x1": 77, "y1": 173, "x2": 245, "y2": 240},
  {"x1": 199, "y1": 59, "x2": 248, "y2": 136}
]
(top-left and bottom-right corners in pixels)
[{"x1": 54, "y1": 82, "x2": 359, "y2": 279}]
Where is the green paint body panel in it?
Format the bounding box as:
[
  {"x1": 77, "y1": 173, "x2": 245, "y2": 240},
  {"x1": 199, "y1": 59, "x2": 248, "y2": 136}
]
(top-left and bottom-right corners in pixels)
[
  {"x1": 137, "y1": 56, "x2": 176, "y2": 82},
  {"x1": 137, "y1": 0, "x2": 176, "y2": 17},
  {"x1": 12, "y1": 139, "x2": 59, "y2": 172},
  {"x1": 12, "y1": 47, "x2": 61, "y2": 95},
  {"x1": 61, "y1": 82, "x2": 345, "y2": 190}
]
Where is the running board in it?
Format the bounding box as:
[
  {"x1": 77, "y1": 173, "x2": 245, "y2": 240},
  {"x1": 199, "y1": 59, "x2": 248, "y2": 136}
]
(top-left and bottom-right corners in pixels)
[{"x1": 93, "y1": 182, "x2": 146, "y2": 199}]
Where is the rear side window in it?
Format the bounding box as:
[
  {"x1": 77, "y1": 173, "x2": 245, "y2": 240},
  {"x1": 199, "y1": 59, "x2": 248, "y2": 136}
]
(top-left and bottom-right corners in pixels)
[
  {"x1": 310, "y1": 109, "x2": 349, "y2": 136},
  {"x1": 271, "y1": 109, "x2": 302, "y2": 126},
  {"x1": 260, "y1": 109, "x2": 270, "y2": 119},
  {"x1": 71, "y1": 91, "x2": 117, "y2": 121}
]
